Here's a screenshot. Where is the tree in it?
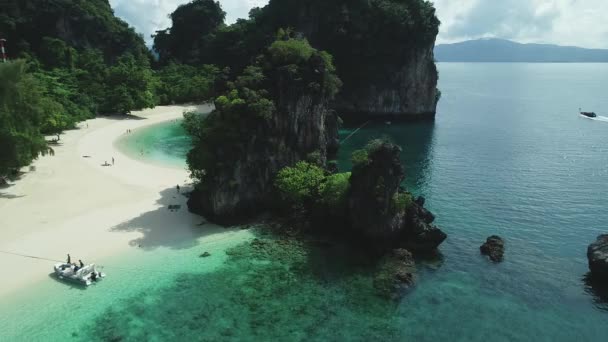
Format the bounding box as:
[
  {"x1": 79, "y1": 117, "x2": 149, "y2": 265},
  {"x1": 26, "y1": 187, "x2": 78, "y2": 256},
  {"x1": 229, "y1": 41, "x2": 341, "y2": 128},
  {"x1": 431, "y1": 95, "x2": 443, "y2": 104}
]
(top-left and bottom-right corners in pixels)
[
  {"x1": 275, "y1": 161, "x2": 326, "y2": 205},
  {"x1": 153, "y1": 0, "x2": 226, "y2": 65},
  {"x1": 0, "y1": 61, "x2": 52, "y2": 177},
  {"x1": 102, "y1": 54, "x2": 157, "y2": 114},
  {"x1": 156, "y1": 63, "x2": 219, "y2": 105}
]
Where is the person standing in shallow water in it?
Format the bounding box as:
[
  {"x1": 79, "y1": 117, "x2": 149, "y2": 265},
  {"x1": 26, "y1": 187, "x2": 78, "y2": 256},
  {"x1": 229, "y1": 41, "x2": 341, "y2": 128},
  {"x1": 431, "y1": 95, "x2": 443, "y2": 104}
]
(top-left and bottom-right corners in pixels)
[{"x1": 176, "y1": 185, "x2": 180, "y2": 193}]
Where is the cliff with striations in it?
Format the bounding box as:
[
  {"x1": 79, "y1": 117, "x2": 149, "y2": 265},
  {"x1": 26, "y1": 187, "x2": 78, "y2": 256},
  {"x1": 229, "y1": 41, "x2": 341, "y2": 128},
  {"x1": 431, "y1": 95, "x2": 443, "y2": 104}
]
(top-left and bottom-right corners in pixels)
[{"x1": 255, "y1": 0, "x2": 441, "y2": 120}]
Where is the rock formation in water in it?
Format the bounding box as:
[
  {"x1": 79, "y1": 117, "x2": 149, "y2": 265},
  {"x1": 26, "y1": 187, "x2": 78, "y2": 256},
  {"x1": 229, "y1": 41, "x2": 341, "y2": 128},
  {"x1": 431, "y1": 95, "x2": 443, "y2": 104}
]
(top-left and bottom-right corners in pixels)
[
  {"x1": 348, "y1": 141, "x2": 446, "y2": 251},
  {"x1": 480, "y1": 236, "x2": 505, "y2": 262},
  {"x1": 155, "y1": 0, "x2": 441, "y2": 120},
  {"x1": 588, "y1": 235, "x2": 608, "y2": 281},
  {"x1": 186, "y1": 37, "x2": 341, "y2": 224},
  {"x1": 259, "y1": 0, "x2": 441, "y2": 120}
]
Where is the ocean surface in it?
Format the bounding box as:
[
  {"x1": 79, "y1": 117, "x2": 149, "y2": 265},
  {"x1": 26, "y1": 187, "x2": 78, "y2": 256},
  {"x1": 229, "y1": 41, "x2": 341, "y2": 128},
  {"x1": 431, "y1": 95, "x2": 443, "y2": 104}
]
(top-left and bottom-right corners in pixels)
[{"x1": 3, "y1": 63, "x2": 608, "y2": 341}]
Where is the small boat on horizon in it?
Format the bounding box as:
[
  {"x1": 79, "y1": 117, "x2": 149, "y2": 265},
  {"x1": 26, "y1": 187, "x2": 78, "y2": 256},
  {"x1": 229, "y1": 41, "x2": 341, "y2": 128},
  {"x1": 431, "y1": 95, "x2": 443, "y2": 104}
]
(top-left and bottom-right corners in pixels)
[{"x1": 579, "y1": 108, "x2": 597, "y2": 118}]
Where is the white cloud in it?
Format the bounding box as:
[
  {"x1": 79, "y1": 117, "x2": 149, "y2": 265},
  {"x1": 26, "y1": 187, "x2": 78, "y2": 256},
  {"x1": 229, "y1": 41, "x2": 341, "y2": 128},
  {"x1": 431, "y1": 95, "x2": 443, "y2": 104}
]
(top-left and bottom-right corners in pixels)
[
  {"x1": 110, "y1": 0, "x2": 608, "y2": 49},
  {"x1": 109, "y1": 0, "x2": 269, "y2": 44},
  {"x1": 434, "y1": 0, "x2": 608, "y2": 48}
]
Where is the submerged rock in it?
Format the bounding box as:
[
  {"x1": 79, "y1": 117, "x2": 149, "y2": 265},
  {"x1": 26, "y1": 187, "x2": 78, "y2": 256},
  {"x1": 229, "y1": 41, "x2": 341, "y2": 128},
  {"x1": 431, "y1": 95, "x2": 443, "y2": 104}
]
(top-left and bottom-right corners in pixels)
[
  {"x1": 588, "y1": 234, "x2": 608, "y2": 281},
  {"x1": 200, "y1": 252, "x2": 211, "y2": 258},
  {"x1": 480, "y1": 236, "x2": 505, "y2": 262},
  {"x1": 373, "y1": 248, "x2": 417, "y2": 299}
]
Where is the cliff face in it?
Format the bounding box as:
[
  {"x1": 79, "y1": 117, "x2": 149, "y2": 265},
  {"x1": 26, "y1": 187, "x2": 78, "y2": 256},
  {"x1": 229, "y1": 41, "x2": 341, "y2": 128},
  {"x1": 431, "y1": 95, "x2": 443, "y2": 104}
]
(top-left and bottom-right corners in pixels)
[
  {"x1": 347, "y1": 142, "x2": 446, "y2": 250},
  {"x1": 333, "y1": 46, "x2": 438, "y2": 119},
  {"x1": 258, "y1": 0, "x2": 441, "y2": 120},
  {"x1": 191, "y1": 91, "x2": 336, "y2": 223},
  {"x1": 187, "y1": 42, "x2": 340, "y2": 224}
]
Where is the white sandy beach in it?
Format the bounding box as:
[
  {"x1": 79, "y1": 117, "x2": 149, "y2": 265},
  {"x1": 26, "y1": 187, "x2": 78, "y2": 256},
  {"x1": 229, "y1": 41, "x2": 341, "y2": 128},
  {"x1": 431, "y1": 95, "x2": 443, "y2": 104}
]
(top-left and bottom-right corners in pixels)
[{"x1": 0, "y1": 104, "x2": 215, "y2": 298}]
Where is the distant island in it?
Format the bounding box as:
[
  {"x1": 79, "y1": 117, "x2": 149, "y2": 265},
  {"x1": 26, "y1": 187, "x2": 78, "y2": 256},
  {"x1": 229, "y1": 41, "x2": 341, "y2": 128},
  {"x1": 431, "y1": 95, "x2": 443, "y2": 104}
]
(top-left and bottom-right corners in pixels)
[{"x1": 435, "y1": 38, "x2": 608, "y2": 63}]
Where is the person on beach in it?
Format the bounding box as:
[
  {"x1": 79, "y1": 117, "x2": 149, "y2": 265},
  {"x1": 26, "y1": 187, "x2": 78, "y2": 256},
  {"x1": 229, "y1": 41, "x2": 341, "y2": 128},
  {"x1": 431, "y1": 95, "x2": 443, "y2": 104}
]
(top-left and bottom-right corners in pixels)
[
  {"x1": 67, "y1": 254, "x2": 71, "y2": 264},
  {"x1": 79, "y1": 259, "x2": 84, "y2": 268},
  {"x1": 112, "y1": 157, "x2": 115, "y2": 166},
  {"x1": 176, "y1": 184, "x2": 181, "y2": 193}
]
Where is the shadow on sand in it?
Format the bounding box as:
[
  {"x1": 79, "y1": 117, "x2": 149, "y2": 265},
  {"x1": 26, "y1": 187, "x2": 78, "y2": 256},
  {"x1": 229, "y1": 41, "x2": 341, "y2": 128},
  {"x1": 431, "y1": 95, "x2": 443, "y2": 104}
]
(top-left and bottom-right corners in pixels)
[
  {"x1": 99, "y1": 113, "x2": 148, "y2": 121},
  {"x1": 0, "y1": 192, "x2": 25, "y2": 199},
  {"x1": 110, "y1": 186, "x2": 231, "y2": 251}
]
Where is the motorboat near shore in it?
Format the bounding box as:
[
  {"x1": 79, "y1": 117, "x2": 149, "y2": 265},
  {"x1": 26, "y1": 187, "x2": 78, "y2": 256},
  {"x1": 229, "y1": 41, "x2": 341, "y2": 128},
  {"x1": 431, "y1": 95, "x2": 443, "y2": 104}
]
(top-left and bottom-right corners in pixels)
[
  {"x1": 54, "y1": 263, "x2": 105, "y2": 286},
  {"x1": 579, "y1": 108, "x2": 597, "y2": 118}
]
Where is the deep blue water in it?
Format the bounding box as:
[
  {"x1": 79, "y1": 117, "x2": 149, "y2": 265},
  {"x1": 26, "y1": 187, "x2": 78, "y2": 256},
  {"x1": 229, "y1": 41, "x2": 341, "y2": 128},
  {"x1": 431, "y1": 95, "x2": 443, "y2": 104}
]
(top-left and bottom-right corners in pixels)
[{"x1": 96, "y1": 63, "x2": 608, "y2": 340}]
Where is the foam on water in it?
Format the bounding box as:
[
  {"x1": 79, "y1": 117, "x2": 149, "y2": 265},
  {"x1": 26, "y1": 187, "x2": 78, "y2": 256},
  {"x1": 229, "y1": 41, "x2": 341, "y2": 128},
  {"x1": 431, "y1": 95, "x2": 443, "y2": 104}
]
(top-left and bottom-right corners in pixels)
[{"x1": 582, "y1": 114, "x2": 608, "y2": 122}]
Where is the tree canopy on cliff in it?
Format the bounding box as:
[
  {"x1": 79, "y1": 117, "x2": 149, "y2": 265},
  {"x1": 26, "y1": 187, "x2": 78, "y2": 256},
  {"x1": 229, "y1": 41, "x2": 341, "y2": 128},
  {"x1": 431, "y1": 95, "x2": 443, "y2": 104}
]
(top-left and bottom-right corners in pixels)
[
  {"x1": 184, "y1": 35, "x2": 341, "y2": 190},
  {"x1": 153, "y1": 0, "x2": 226, "y2": 65},
  {"x1": 0, "y1": 0, "x2": 159, "y2": 117},
  {"x1": 153, "y1": 0, "x2": 439, "y2": 78},
  {"x1": 0, "y1": 61, "x2": 54, "y2": 177}
]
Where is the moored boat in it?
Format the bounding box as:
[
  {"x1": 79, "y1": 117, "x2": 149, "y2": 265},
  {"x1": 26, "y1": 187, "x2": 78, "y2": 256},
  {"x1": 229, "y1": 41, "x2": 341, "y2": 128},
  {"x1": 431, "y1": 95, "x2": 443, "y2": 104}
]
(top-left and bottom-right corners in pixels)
[{"x1": 54, "y1": 263, "x2": 105, "y2": 286}]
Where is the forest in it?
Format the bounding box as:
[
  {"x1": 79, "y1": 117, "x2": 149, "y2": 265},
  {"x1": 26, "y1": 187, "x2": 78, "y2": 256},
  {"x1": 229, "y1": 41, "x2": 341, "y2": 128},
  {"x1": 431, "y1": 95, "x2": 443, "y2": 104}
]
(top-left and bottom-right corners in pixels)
[{"x1": 0, "y1": 0, "x2": 439, "y2": 179}]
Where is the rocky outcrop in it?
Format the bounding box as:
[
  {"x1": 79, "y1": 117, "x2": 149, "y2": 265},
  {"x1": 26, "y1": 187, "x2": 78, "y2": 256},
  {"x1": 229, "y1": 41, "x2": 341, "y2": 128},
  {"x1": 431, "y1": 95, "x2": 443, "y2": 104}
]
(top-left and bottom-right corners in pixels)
[
  {"x1": 333, "y1": 47, "x2": 439, "y2": 120},
  {"x1": 373, "y1": 248, "x2": 417, "y2": 299},
  {"x1": 347, "y1": 142, "x2": 446, "y2": 251},
  {"x1": 402, "y1": 197, "x2": 447, "y2": 252},
  {"x1": 348, "y1": 142, "x2": 405, "y2": 238},
  {"x1": 588, "y1": 235, "x2": 608, "y2": 281},
  {"x1": 188, "y1": 48, "x2": 339, "y2": 224},
  {"x1": 256, "y1": 0, "x2": 441, "y2": 120},
  {"x1": 480, "y1": 236, "x2": 505, "y2": 262}
]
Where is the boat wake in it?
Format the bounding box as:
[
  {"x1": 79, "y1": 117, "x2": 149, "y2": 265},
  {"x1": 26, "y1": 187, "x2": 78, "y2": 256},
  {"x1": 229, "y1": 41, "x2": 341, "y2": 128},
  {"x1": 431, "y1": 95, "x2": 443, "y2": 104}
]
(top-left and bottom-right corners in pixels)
[{"x1": 581, "y1": 114, "x2": 608, "y2": 122}]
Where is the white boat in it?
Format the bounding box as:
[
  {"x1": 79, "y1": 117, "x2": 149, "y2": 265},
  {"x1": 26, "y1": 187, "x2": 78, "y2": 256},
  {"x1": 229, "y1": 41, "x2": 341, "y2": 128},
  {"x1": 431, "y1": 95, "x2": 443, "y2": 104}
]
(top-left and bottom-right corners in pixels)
[{"x1": 54, "y1": 263, "x2": 105, "y2": 286}]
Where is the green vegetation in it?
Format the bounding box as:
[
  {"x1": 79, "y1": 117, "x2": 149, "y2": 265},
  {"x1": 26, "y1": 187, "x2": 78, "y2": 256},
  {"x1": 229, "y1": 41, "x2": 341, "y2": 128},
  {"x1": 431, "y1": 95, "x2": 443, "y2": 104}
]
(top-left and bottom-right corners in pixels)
[
  {"x1": 351, "y1": 149, "x2": 370, "y2": 167},
  {"x1": 184, "y1": 36, "x2": 340, "y2": 189},
  {"x1": 392, "y1": 192, "x2": 414, "y2": 212},
  {"x1": 274, "y1": 162, "x2": 352, "y2": 216},
  {"x1": 351, "y1": 139, "x2": 391, "y2": 167},
  {"x1": 0, "y1": 61, "x2": 54, "y2": 177},
  {"x1": 156, "y1": 63, "x2": 220, "y2": 105},
  {"x1": 275, "y1": 162, "x2": 326, "y2": 205},
  {"x1": 319, "y1": 172, "x2": 351, "y2": 214},
  {"x1": 153, "y1": 0, "x2": 226, "y2": 65},
  {"x1": 0, "y1": 0, "x2": 223, "y2": 176},
  {"x1": 153, "y1": 0, "x2": 439, "y2": 90}
]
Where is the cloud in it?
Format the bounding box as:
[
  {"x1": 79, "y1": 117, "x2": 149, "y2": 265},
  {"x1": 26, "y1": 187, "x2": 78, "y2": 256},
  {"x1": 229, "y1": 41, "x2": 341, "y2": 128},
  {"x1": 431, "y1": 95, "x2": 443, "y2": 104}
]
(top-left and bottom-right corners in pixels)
[
  {"x1": 434, "y1": 0, "x2": 608, "y2": 48},
  {"x1": 109, "y1": 0, "x2": 269, "y2": 44},
  {"x1": 110, "y1": 0, "x2": 608, "y2": 49}
]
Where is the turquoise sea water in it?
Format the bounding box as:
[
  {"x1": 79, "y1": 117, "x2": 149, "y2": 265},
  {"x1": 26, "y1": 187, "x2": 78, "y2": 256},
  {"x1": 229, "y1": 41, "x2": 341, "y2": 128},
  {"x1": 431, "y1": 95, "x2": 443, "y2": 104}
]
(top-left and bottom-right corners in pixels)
[
  {"x1": 115, "y1": 119, "x2": 191, "y2": 168},
  {"x1": 4, "y1": 63, "x2": 608, "y2": 341}
]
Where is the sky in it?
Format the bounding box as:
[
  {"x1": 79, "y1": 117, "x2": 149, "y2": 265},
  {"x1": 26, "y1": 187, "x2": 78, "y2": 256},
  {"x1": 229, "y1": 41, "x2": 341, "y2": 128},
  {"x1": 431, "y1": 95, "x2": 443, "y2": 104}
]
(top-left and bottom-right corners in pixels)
[{"x1": 110, "y1": 0, "x2": 608, "y2": 49}]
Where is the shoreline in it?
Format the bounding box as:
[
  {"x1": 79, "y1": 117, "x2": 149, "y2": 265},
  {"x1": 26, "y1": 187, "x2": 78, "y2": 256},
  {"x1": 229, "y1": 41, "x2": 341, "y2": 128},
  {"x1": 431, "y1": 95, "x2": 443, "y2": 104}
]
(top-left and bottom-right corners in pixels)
[{"x1": 0, "y1": 104, "x2": 214, "y2": 299}]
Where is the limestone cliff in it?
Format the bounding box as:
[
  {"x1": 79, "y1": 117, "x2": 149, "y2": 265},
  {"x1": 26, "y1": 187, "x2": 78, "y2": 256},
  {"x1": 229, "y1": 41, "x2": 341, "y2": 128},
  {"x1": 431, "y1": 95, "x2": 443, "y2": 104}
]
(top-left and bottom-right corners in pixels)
[
  {"x1": 333, "y1": 46, "x2": 439, "y2": 120},
  {"x1": 257, "y1": 0, "x2": 441, "y2": 120},
  {"x1": 347, "y1": 141, "x2": 446, "y2": 250},
  {"x1": 187, "y1": 38, "x2": 341, "y2": 224}
]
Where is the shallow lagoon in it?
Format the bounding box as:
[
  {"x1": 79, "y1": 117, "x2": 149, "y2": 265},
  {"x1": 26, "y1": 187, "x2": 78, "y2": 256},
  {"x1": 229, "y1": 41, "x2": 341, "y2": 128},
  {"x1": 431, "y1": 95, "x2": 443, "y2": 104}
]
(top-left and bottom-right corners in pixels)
[{"x1": 4, "y1": 63, "x2": 608, "y2": 341}]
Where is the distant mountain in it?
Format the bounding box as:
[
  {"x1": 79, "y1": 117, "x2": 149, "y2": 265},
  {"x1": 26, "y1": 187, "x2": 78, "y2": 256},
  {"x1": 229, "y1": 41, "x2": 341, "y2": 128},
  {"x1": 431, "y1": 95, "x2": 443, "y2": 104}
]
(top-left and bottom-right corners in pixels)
[{"x1": 435, "y1": 38, "x2": 608, "y2": 62}]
